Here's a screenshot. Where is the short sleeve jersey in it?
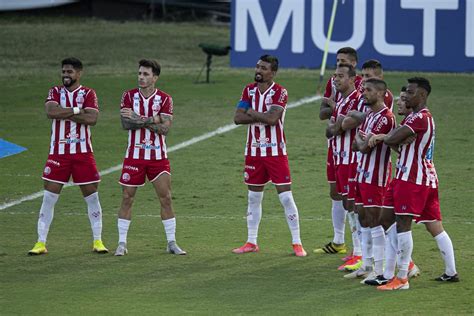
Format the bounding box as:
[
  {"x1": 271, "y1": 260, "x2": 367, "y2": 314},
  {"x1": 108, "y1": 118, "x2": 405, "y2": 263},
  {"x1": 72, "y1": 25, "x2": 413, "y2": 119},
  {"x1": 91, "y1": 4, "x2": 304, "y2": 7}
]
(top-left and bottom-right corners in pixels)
[
  {"x1": 241, "y1": 82, "x2": 288, "y2": 157},
  {"x1": 45, "y1": 85, "x2": 99, "y2": 155},
  {"x1": 121, "y1": 88, "x2": 173, "y2": 161}
]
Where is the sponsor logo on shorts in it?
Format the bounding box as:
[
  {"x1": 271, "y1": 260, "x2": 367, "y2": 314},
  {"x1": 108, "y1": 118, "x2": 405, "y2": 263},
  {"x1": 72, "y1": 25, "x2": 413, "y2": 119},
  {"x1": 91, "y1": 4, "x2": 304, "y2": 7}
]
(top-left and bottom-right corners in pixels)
[
  {"x1": 123, "y1": 165, "x2": 138, "y2": 172},
  {"x1": 245, "y1": 165, "x2": 255, "y2": 170},
  {"x1": 401, "y1": 205, "x2": 407, "y2": 211},
  {"x1": 279, "y1": 142, "x2": 285, "y2": 149},
  {"x1": 122, "y1": 173, "x2": 131, "y2": 182},
  {"x1": 47, "y1": 159, "x2": 60, "y2": 167},
  {"x1": 243, "y1": 171, "x2": 249, "y2": 180},
  {"x1": 44, "y1": 166, "x2": 51, "y2": 175},
  {"x1": 364, "y1": 171, "x2": 370, "y2": 178}
]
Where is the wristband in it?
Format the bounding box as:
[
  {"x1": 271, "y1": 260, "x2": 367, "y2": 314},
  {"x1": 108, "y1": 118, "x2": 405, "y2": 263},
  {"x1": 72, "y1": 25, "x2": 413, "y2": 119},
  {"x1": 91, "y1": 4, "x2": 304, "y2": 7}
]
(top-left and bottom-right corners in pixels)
[{"x1": 73, "y1": 107, "x2": 80, "y2": 115}]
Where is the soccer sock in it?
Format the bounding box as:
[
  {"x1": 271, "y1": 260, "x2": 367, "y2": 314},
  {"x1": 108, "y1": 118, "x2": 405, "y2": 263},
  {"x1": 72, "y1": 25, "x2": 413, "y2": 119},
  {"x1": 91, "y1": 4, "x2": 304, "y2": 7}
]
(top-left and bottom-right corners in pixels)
[
  {"x1": 246, "y1": 191, "x2": 263, "y2": 245},
  {"x1": 37, "y1": 190, "x2": 59, "y2": 243},
  {"x1": 396, "y1": 231, "x2": 413, "y2": 279},
  {"x1": 383, "y1": 223, "x2": 397, "y2": 280},
  {"x1": 118, "y1": 218, "x2": 131, "y2": 244},
  {"x1": 360, "y1": 226, "x2": 373, "y2": 270},
  {"x1": 371, "y1": 225, "x2": 385, "y2": 276},
  {"x1": 162, "y1": 218, "x2": 176, "y2": 242},
  {"x1": 331, "y1": 199, "x2": 346, "y2": 245},
  {"x1": 434, "y1": 231, "x2": 457, "y2": 276},
  {"x1": 84, "y1": 192, "x2": 103, "y2": 241},
  {"x1": 279, "y1": 191, "x2": 302, "y2": 244},
  {"x1": 351, "y1": 213, "x2": 362, "y2": 256}
]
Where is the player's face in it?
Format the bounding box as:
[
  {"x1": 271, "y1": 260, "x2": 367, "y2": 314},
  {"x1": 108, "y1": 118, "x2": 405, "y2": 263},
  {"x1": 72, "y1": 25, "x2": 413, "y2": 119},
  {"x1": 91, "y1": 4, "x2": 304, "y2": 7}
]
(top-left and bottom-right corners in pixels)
[
  {"x1": 361, "y1": 68, "x2": 381, "y2": 82},
  {"x1": 362, "y1": 83, "x2": 378, "y2": 105},
  {"x1": 333, "y1": 67, "x2": 353, "y2": 92},
  {"x1": 404, "y1": 83, "x2": 422, "y2": 109},
  {"x1": 336, "y1": 53, "x2": 356, "y2": 67},
  {"x1": 254, "y1": 60, "x2": 274, "y2": 83},
  {"x1": 138, "y1": 66, "x2": 158, "y2": 89},
  {"x1": 397, "y1": 92, "x2": 411, "y2": 116},
  {"x1": 62, "y1": 65, "x2": 81, "y2": 87}
]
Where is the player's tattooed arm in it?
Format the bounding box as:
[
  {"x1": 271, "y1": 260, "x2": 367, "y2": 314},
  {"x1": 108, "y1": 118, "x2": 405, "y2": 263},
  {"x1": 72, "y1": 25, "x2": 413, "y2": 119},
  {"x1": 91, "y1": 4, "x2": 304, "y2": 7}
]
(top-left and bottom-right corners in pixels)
[
  {"x1": 384, "y1": 125, "x2": 414, "y2": 147},
  {"x1": 354, "y1": 132, "x2": 372, "y2": 154},
  {"x1": 120, "y1": 108, "x2": 154, "y2": 130},
  {"x1": 319, "y1": 97, "x2": 335, "y2": 120},
  {"x1": 247, "y1": 106, "x2": 284, "y2": 126},
  {"x1": 326, "y1": 119, "x2": 337, "y2": 138},
  {"x1": 342, "y1": 110, "x2": 366, "y2": 131},
  {"x1": 148, "y1": 114, "x2": 172, "y2": 135},
  {"x1": 45, "y1": 102, "x2": 75, "y2": 119},
  {"x1": 234, "y1": 108, "x2": 257, "y2": 125},
  {"x1": 69, "y1": 108, "x2": 99, "y2": 126}
]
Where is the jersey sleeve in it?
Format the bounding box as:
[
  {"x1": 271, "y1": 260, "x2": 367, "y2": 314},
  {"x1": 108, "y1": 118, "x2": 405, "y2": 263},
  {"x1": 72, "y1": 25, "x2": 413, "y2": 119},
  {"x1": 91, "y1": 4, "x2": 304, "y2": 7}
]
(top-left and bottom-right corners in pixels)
[
  {"x1": 323, "y1": 78, "x2": 332, "y2": 98},
  {"x1": 372, "y1": 114, "x2": 394, "y2": 135},
  {"x1": 240, "y1": 86, "x2": 250, "y2": 103},
  {"x1": 271, "y1": 87, "x2": 288, "y2": 109},
  {"x1": 83, "y1": 89, "x2": 99, "y2": 111},
  {"x1": 120, "y1": 91, "x2": 132, "y2": 109},
  {"x1": 45, "y1": 87, "x2": 59, "y2": 104},
  {"x1": 161, "y1": 96, "x2": 173, "y2": 116},
  {"x1": 404, "y1": 112, "x2": 428, "y2": 134}
]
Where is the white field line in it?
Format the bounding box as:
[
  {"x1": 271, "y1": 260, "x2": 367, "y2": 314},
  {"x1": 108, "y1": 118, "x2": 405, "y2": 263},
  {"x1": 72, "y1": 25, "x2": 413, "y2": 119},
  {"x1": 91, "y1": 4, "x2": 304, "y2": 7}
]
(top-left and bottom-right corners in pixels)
[{"x1": 0, "y1": 95, "x2": 322, "y2": 211}]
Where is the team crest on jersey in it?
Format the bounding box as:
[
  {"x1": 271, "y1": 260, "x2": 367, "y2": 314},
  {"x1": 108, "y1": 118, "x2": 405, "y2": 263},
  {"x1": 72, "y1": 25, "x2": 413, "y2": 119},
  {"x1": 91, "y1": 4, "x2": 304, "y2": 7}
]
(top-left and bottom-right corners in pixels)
[
  {"x1": 152, "y1": 95, "x2": 162, "y2": 115},
  {"x1": 265, "y1": 89, "x2": 276, "y2": 105},
  {"x1": 249, "y1": 88, "x2": 256, "y2": 97},
  {"x1": 76, "y1": 89, "x2": 85, "y2": 105}
]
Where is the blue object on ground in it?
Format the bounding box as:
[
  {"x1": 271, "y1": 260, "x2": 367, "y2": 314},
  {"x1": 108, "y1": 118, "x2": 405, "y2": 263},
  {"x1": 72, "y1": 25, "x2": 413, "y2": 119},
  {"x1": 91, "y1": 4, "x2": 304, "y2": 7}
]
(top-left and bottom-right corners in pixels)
[{"x1": 0, "y1": 139, "x2": 27, "y2": 159}]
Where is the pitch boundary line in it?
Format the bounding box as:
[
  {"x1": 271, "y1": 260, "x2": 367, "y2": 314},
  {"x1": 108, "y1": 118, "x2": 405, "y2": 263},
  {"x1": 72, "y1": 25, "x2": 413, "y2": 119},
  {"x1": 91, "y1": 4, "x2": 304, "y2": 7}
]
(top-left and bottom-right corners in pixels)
[{"x1": 0, "y1": 95, "x2": 321, "y2": 211}]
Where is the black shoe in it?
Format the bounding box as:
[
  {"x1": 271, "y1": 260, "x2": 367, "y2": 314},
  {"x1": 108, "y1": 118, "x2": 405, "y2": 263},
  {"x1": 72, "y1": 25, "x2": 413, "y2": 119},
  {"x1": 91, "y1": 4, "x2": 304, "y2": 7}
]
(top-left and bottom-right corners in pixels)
[
  {"x1": 435, "y1": 273, "x2": 459, "y2": 282},
  {"x1": 365, "y1": 275, "x2": 389, "y2": 286}
]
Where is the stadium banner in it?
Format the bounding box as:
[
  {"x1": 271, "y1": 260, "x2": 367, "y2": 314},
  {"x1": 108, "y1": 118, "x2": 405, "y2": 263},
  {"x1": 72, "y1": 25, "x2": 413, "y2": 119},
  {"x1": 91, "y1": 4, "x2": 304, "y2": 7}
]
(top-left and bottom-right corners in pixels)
[{"x1": 231, "y1": 0, "x2": 474, "y2": 72}]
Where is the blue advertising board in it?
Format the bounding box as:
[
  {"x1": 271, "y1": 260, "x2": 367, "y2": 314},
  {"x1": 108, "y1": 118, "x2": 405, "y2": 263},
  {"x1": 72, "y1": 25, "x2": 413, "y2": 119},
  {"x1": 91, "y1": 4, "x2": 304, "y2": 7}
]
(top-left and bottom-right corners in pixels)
[{"x1": 231, "y1": 0, "x2": 474, "y2": 72}]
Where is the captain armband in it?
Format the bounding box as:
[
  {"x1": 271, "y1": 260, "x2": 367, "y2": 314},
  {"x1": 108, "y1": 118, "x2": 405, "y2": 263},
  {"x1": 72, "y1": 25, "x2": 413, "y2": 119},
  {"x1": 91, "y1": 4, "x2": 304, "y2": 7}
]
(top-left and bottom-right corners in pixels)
[{"x1": 236, "y1": 100, "x2": 250, "y2": 112}]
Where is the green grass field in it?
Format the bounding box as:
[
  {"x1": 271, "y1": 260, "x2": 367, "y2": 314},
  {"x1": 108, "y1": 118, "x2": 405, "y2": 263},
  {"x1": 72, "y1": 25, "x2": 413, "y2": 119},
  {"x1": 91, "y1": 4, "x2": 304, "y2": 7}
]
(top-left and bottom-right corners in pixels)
[{"x1": 0, "y1": 18, "x2": 473, "y2": 315}]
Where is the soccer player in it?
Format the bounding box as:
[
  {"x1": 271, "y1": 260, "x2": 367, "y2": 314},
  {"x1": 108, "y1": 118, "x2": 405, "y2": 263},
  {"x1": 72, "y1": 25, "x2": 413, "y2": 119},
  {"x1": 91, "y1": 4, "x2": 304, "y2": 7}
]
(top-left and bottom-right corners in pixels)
[
  {"x1": 114, "y1": 59, "x2": 186, "y2": 256},
  {"x1": 316, "y1": 47, "x2": 363, "y2": 258},
  {"x1": 359, "y1": 59, "x2": 394, "y2": 111},
  {"x1": 232, "y1": 55, "x2": 307, "y2": 257},
  {"x1": 323, "y1": 64, "x2": 363, "y2": 261},
  {"x1": 343, "y1": 79, "x2": 395, "y2": 282},
  {"x1": 28, "y1": 57, "x2": 108, "y2": 255},
  {"x1": 378, "y1": 77, "x2": 459, "y2": 290}
]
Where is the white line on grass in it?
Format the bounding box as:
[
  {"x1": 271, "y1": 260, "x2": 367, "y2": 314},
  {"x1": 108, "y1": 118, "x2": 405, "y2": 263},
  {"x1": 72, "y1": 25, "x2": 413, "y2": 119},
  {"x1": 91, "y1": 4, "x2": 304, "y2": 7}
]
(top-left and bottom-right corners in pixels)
[{"x1": 0, "y1": 95, "x2": 321, "y2": 211}]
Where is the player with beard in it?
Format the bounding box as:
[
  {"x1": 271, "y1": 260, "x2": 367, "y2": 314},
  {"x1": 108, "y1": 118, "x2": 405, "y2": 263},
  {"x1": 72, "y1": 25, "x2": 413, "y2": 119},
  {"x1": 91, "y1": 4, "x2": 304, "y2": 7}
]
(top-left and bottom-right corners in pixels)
[
  {"x1": 28, "y1": 57, "x2": 108, "y2": 255},
  {"x1": 232, "y1": 55, "x2": 307, "y2": 257}
]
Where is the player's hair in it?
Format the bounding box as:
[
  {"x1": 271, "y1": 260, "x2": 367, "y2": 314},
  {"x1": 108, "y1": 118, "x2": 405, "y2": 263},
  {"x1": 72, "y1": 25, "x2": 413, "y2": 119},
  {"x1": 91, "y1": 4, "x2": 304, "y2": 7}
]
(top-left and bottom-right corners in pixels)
[
  {"x1": 336, "y1": 47, "x2": 358, "y2": 63},
  {"x1": 365, "y1": 78, "x2": 387, "y2": 91},
  {"x1": 407, "y1": 77, "x2": 431, "y2": 95},
  {"x1": 139, "y1": 59, "x2": 161, "y2": 76},
  {"x1": 337, "y1": 63, "x2": 356, "y2": 78},
  {"x1": 259, "y1": 54, "x2": 279, "y2": 72},
  {"x1": 400, "y1": 86, "x2": 407, "y2": 92},
  {"x1": 362, "y1": 59, "x2": 383, "y2": 76},
  {"x1": 62, "y1": 57, "x2": 83, "y2": 70}
]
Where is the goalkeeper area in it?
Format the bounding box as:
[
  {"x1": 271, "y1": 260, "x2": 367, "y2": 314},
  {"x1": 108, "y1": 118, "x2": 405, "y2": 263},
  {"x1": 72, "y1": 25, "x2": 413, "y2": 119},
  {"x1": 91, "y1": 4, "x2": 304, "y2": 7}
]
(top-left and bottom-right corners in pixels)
[{"x1": 0, "y1": 17, "x2": 473, "y2": 314}]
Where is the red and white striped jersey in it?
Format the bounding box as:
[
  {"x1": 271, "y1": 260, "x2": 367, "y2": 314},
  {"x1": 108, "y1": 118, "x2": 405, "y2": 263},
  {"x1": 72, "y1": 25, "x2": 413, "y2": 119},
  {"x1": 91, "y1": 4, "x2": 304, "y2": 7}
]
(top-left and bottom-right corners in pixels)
[
  {"x1": 121, "y1": 88, "x2": 173, "y2": 161},
  {"x1": 241, "y1": 82, "x2": 288, "y2": 157},
  {"x1": 45, "y1": 85, "x2": 98, "y2": 155},
  {"x1": 395, "y1": 108, "x2": 438, "y2": 188},
  {"x1": 330, "y1": 89, "x2": 362, "y2": 165},
  {"x1": 356, "y1": 107, "x2": 395, "y2": 186}
]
